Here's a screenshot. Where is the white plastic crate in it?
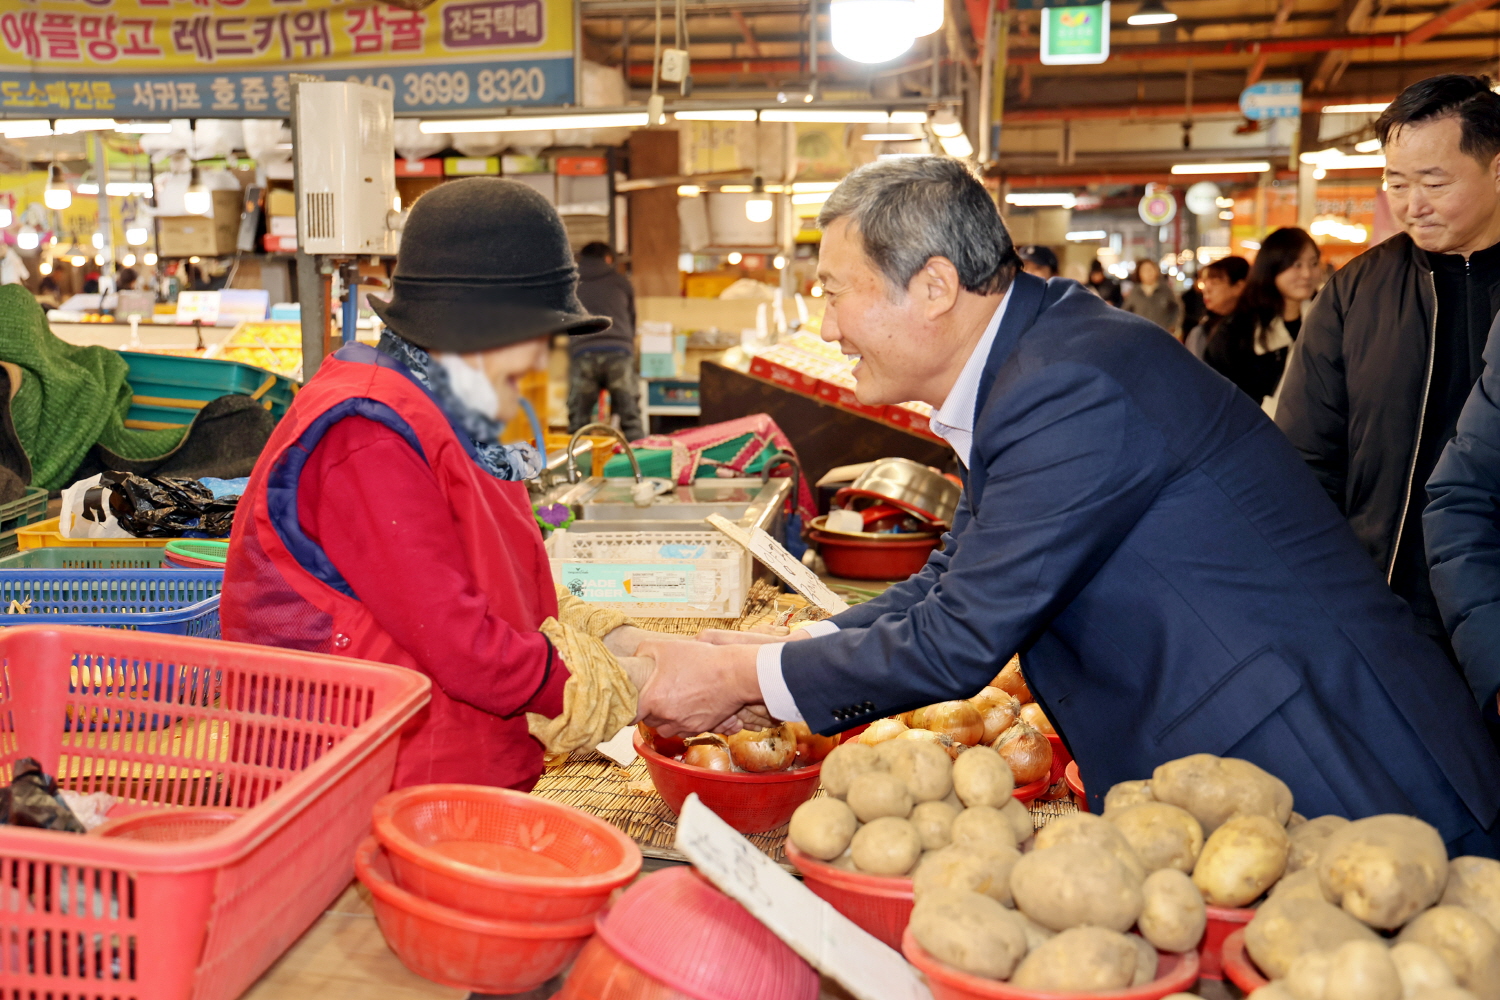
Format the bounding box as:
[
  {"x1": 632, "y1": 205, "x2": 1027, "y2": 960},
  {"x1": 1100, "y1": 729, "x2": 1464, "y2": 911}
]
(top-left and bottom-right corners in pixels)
[{"x1": 546, "y1": 529, "x2": 751, "y2": 618}]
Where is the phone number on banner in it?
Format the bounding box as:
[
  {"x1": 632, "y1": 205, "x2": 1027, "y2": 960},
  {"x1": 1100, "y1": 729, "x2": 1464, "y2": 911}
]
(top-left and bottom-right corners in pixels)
[{"x1": 0, "y1": 58, "x2": 573, "y2": 118}]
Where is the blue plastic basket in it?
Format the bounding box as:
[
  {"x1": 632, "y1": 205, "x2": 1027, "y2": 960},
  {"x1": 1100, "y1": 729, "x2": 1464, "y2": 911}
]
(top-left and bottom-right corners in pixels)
[{"x1": 0, "y1": 569, "x2": 223, "y2": 638}]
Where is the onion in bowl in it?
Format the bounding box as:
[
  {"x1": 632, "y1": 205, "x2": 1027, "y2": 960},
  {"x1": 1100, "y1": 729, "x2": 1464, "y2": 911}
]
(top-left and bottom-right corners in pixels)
[
  {"x1": 910, "y1": 700, "x2": 985, "y2": 747},
  {"x1": 727, "y1": 724, "x2": 798, "y2": 773},
  {"x1": 991, "y1": 657, "x2": 1033, "y2": 704},
  {"x1": 787, "y1": 721, "x2": 840, "y2": 766},
  {"x1": 992, "y1": 721, "x2": 1053, "y2": 785},
  {"x1": 969, "y1": 686, "x2": 1021, "y2": 744},
  {"x1": 858, "y1": 718, "x2": 910, "y2": 745},
  {"x1": 1019, "y1": 702, "x2": 1056, "y2": 736}
]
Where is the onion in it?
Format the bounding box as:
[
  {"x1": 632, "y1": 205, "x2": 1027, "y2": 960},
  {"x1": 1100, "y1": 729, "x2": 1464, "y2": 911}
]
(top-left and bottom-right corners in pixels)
[
  {"x1": 638, "y1": 722, "x2": 688, "y2": 758},
  {"x1": 858, "y1": 718, "x2": 909, "y2": 745},
  {"x1": 1019, "y1": 702, "x2": 1056, "y2": 736},
  {"x1": 991, "y1": 657, "x2": 1033, "y2": 704},
  {"x1": 896, "y1": 710, "x2": 917, "y2": 727},
  {"x1": 682, "y1": 743, "x2": 733, "y2": 771},
  {"x1": 727, "y1": 724, "x2": 797, "y2": 773},
  {"x1": 969, "y1": 686, "x2": 1020, "y2": 744},
  {"x1": 786, "y1": 721, "x2": 839, "y2": 767},
  {"x1": 910, "y1": 700, "x2": 985, "y2": 747},
  {"x1": 897, "y1": 726, "x2": 964, "y2": 759},
  {"x1": 992, "y1": 722, "x2": 1053, "y2": 785}
]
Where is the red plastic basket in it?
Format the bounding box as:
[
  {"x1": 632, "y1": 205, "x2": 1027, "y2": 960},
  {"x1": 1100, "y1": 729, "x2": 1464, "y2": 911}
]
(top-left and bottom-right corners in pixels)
[
  {"x1": 1065, "y1": 760, "x2": 1087, "y2": 810},
  {"x1": 0, "y1": 624, "x2": 430, "y2": 1000},
  {"x1": 92, "y1": 807, "x2": 246, "y2": 841},
  {"x1": 903, "y1": 926, "x2": 1201, "y2": 999},
  {"x1": 557, "y1": 934, "x2": 701, "y2": 1000},
  {"x1": 1220, "y1": 928, "x2": 1269, "y2": 992},
  {"x1": 371, "y1": 783, "x2": 641, "y2": 922},
  {"x1": 356, "y1": 836, "x2": 595, "y2": 994},
  {"x1": 784, "y1": 841, "x2": 915, "y2": 949},
  {"x1": 1200, "y1": 903, "x2": 1254, "y2": 979},
  {"x1": 633, "y1": 731, "x2": 822, "y2": 834}
]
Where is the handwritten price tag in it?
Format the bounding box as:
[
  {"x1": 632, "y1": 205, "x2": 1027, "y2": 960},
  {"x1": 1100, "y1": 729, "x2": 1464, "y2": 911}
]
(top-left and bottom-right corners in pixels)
[{"x1": 706, "y1": 514, "x2": 849, "y2": 616}]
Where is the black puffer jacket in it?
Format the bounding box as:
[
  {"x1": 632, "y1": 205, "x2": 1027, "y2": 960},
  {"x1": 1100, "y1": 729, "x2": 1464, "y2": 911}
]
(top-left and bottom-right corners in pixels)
[
  {"x1": 569, "y1": 256, "x2": 636, "y2": 358},
  {"x1": 1276, "y1": 233, "x2": 1437, "y2": 592}
]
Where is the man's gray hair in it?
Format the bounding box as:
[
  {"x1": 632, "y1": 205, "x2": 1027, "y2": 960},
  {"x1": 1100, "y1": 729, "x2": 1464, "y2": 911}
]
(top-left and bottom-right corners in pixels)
[{"x1": 818, "y1": 156, "x2": 1018, "y2": 297}]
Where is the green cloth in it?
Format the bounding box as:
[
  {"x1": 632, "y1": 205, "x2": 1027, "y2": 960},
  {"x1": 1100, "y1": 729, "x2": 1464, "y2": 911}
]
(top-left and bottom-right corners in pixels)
[
  {"x1": 0, "y1": 286, "x2": 186, "y2": 489},
  {"x1": 603, "y1": 435, "x2": 781, "y2": 480}
]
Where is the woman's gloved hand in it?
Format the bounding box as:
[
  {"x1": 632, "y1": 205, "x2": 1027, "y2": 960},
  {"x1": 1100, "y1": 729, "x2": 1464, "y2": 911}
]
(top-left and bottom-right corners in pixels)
[{"x1": 602, "y1": 624, "x2": 690, "y2": 658}]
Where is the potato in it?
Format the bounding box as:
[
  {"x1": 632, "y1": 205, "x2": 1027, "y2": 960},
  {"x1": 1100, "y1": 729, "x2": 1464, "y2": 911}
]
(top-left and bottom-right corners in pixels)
[
  {"x1": 1254, "y1": 987, "x2": 1299, "y2": 1000},
  {"x1": 951, "y1": 745, "x2": 1014, "y2": 808},
  {"x1": 850, "y1": 816, "x2": 922, "y2": 876},
  {"x1": 1286, "y1": 950, "x2": 1333, "y2": 1000},
  {"x1": 1128, "y1": 933, "x2": 1159, "y2": 986},
  {"x1": 1009, "y1": 926, "x2": 1138, "y2": 991},
  {"x1": 788, "y1": 798, "x2": 858, "y2": 861},
  {"x1": 911, "y1": 800, "x2": 959, "y2": 851},
  {"x1": 832, "y1": 851, "x2": 860, "y2": 872},
  {"x1": 1193, "y1": 813, "x2": 1290, "y2": 907},
  {"x1": 887, "y1": 740, "x2": 953, "y2": 803},
  {"x1": 1011, "y1": 843, "x2": 1143, "y2": 932},
  {"x1": 1288, "y1": 815, "x2": 1352, "y2": 873},
  {"x1": 951, "y1": 805, "x2": 1018, "y2": 852},
  {"x1": 1108, "y1": 801, "x2": 1205, "y2": 874},
  {"x1": 1389, "y1": 941, "x2": 1458, "y2": 997},
  {"x1": 1396, "y1": 906, "x2": 1500, "y2": 1000},
  {"x1": 845, "y1": 771, "x2": 913, "y2": 823},
  {"x1": 1289, "y1": 812, "x2": 1309, "y2": 829},
  {"x1": 1139, "y1": 868, "x2": 1207, "y2": 952},
  {"x1": 1273, "y1": 867, "x2": 1333, "y2": 903},
  {"x1": 1409, "y1": 991, "x2": 1480, "y2": 1000},
  {"x1": 1000, "y1": 797, "x2": 1035, "y2": 843},
  {"x1": 1325, "y1": 939, "x2": 1402, "y2": 1000},
  {"x1": 1245, "y1": 893, "x2": 1382, "y2": 979},
  {"x1": 1035, "y1": 812, "x2": 1147, "y2": 884},
  {"x1": 1103, "y1": 779, "x2": 1155, "y2": 815},
  {"x1": 1318, "y1": 815, "x2": 1449, "y2": 930},
  {"x1": 820, "y1": 742, "x2": 885, "y2": 799},
  {"x1": 1019, "y1": 910, "x2": 1056, "y2": 951},
  {"x1": 913, "y1": 843, "x2": 1021, "y2": 906},
  {"x1": 1442, "y1": 856, "x2": 1500, "y2": 935},
  {"x1": 1151, "y1": 754, "x2": 1294, "y2": 833},
  {"x1": 909, "y1": 889, "x2": 1028, "y2": 980}
]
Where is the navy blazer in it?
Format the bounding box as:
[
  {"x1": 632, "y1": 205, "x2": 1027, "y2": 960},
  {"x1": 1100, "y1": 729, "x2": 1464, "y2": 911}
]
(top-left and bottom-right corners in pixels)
[{"x1": 782, "y1": 272, "x2": 1500, "y2": 848}]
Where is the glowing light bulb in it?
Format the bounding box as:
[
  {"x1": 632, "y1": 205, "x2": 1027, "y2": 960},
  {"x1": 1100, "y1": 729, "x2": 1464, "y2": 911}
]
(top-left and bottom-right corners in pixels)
[
  {"x1": 122, "y1": 253, "x2": 136, "y2": 267},
  {"x1": 811, "y1": 285, "x2": 823, "y2": 297},
  {"x1": 830, "y1": 0, "x2": 918, "y2": 63},
  {"x1": 37, "y1": 261, "x2": 51, "y2": 275},
  {"x1": 125, "y1": 226, "x2": 148, "y2": 246},
  {"x1": 183, "y1": 167, "x2": 211, "y2": 216},
  {"x1": 44, "y1": 164, "x2": 71, "y2": 210},
  {"x1": 727, "y1": 252, "x2": 743, "y2": 265},
  {"x1": 91, "y1": 232, "x2": 103, "y2": 249},
  {"x1": 70, "y1": 255, "x2": 86, "y2": 266},
  {"x1": 15, "y1": 227, "x2": 38, "y2": 251},
  {"x1": 773, "y1": 255, "x2": 787, "y2": 269},
  {"x1": 144, "y1": 252, "x2": 158, "y2": 265},
  {"x1": 745, "y1": 178, "x2": 773, "y2": 223},
  {"x1": 0, "y1": 206, "x2": 11, "y2": 229}
]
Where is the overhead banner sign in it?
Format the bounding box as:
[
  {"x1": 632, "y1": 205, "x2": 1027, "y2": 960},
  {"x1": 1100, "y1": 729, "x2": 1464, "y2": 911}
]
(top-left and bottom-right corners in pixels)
[
  {"x1": 1040, "y1": 2, "x2": 1109, "y2": 66},
  {"x1": 1240, "y1": 80, "x2": 1303, "y2": 120},
  {"x1": 0, "y1": 0, "x2": 576, "y2": 119}
]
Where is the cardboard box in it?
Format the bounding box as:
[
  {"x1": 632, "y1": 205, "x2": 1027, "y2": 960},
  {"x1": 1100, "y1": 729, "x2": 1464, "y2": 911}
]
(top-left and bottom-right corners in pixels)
[
  {"x1": 157, "y1": 190, "x2": 241, "y2": 257},
  {"x1": 749, "y1": 354, "x2": 821, "y2": 396},
  {"x1": 266, "y1": 188, "x2": 296, "y2": 217},
  {"x1": 814, "y1": 377, "x2": 884, "y2": 418},
  {"x1": 267, "y1": 215, "x2": 297, "y2": 236},
  {"x1": 262, "y1": 233, "x2": 297, "y2": 253}
]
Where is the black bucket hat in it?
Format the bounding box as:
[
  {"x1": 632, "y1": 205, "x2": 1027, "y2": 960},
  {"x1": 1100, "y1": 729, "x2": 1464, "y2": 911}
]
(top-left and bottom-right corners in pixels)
[{"x1": 369, "y1": 177, "x2": 610, "y2": 353}]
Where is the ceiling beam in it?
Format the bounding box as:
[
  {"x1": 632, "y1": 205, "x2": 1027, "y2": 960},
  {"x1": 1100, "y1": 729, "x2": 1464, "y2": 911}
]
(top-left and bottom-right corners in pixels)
[
  {"x1": 729, "y1": 10, "x2": 764, "y2": 56},
  {"x1": 1403, "y1": 0, "x2": 1500, "y2": 45}
]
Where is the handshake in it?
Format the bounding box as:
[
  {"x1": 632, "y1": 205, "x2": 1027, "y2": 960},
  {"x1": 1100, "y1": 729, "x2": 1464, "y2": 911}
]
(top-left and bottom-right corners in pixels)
[{"x1": 602, "y1": 624, "x2": 815, "y2": 737}]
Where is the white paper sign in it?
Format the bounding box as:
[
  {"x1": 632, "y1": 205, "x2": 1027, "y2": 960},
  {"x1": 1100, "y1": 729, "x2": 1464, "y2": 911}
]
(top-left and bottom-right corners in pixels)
[
  {"x1": 596, "y1": 725, "x2": 638, "y2": 767},
  {"x1": 675, "y1": 794, "x2": 932, "y2": 1000},
  {"x1": 707, "y1": 514, "x2": 850, "y2": 616},
  {"x1": 175, "y1": 291, "x2": 220, "y2": 326}
]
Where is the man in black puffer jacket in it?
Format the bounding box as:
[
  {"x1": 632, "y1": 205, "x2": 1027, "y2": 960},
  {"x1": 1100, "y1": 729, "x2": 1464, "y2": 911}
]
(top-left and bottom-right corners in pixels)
[
  {"x1": 1277, "y1": 74, "x2": 1500, "y2": 650},
  {"x1": 567, "y1": 242, "x2": 644, "y2": 441}
]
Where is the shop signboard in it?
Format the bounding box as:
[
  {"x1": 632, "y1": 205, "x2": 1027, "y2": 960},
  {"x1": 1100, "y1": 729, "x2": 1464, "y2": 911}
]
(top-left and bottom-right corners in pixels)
[
  {"x1": 1240, "y1": 81, "x2": 1303, "y2": 120},
  {"x1": 1039, "y1": 3, "x2": 1109, "y2": 66},
  {"x1": 0, "y1": 0, "x2": 577, "y2": 119}
]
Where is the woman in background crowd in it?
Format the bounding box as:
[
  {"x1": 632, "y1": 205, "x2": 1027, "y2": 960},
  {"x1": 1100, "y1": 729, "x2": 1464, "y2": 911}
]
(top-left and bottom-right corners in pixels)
[
  {"x1": 1204, "y1": 227, "x2": 1320, "y2": 408},
  {"x1": 1122, "y1": 259, "x2": 1182, "y2": 334},
  {"x1": 1185, "y1": 256, "x2": 1250, "y2": 359}
]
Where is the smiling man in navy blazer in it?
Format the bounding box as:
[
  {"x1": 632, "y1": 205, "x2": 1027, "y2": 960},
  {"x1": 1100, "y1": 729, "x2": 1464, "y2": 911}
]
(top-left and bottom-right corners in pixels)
[{"x1": 636, "y1": 156, "x2": 1500, "y2": 854}]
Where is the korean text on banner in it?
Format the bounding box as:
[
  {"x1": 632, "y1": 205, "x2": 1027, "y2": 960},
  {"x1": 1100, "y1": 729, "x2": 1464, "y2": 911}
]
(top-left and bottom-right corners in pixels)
[{"x1": 0, "y1": 0, "x2": 576, "y2": 118}]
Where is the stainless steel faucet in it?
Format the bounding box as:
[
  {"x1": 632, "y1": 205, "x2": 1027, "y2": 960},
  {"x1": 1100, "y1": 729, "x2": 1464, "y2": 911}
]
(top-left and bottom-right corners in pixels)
[{"x1": 565, "y1": 423, "x2": 643, "y2": 484}]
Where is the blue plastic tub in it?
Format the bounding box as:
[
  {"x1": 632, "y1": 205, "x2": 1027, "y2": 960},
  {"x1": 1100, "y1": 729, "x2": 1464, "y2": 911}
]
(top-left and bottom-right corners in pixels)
[
  {"x1": 0, "y1": 569, "x2": 223, "y2": 638},
  {"x1": 120, "y1": 351, "x2": 298, "y2": 429}
]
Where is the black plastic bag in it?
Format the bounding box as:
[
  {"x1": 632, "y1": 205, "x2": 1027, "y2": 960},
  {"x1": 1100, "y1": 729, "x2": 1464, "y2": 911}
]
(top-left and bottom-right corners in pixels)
[
  {"x1": 2, "y1": 758, "x2": 85, "y2": 833},
  {"x1": 90, "y1": 472, "x2": 238, "y2": 538}
]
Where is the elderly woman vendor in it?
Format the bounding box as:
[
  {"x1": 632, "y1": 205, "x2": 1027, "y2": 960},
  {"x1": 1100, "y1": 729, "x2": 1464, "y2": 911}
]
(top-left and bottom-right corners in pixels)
[{"x1": 222, "y1": 178, "x2": 667, "y2": 790}]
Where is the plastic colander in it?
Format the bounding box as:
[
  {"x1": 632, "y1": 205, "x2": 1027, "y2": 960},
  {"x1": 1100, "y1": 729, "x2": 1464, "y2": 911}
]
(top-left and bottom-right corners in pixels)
[
  {"x1": 783, "y1": 841, "x2": 914, "y2": 949},
  {"x1": 371, "y1": 783, "x2": 642, "y2": 922},
  {"x1": 1205, "y1": 914, "x2": 1257, "y2": 982},
  {"x1": 92, "y1": 807, "x2": 246, "y2": 841},
  {"x1": 902, "y1": 926, "x2": 1201, "y2": 1000},
  {"x1": 355, "y1": 836, "x2": 595, "y2": 994},
  {"x1": 589, "y1": 867, "x2": 818, "y2": 1000},
  {"x1": 632, "y1": 731, "x2": 822, "y2": 834},
  {"x1": 1219, "y1": 928, "x2": 1269, "y2": 992}
]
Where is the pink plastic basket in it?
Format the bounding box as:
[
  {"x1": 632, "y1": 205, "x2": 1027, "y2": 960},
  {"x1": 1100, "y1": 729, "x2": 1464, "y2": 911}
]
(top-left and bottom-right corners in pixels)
[{"x1": 0, "y1": 624, "x2": 431, "y2": 1000}]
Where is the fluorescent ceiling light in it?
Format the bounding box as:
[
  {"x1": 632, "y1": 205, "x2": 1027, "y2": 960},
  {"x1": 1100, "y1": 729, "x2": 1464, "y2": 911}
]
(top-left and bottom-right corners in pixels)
[
  {"x1": 677, "y1": 184, "x2": 701, "y2": 196},
  {"x1": 931, "y1": 115, "x2": 964, "y2": 138},
  {"x1": 939, "y1": 134, "x2": 973, "y2": 157},
  {"x1": 54, "y1": 119, "x2": 116, "y2": 133},
  {"x1": 672, "y1": 109, "x2": 759, "y2": 121},
  {"x1": 1005, "y1": 192, "x2": 1077, "y2": 207},
  {"x1": 792, "y1": 182, "x2": 840, "y2": 193},
  {"x1": 1321, "y1": 102, "x2": 1388, "y2": 114},
  {"x1": 1067, "y1": 230, "x2": 1108, "y2": 241},
  {"x1": 1170, "y1": 162, "x2": 1271, "y2": 174},
  {"x1": 760, "y1": 109, "x2": 927, "y2": 124},
  {"x1": 106, "y1": 182, "x2": 157, "y2": 196},
  {"x1": 421, "y1": 112, "x2": 649, "y2": 134},
  {"x1": 721, "y1": 185, "x2": 754, "y2": 193},
  {"x1": 115, "y1": 122, "x2": 174, "y2": 134},
  {"x1": 1354, "y1": 138, "x2": 1381, "y2": 153},
  {"x1": 792, "y1": 192, "x2": 831, "y2": 205},
  {"x1": 861, "y1": 132, "x2": 921, "y2": 141},
  {"x1": 1241, "y1": 240, "x2": 1261, "y2": 250},
  {"x1": 830, "y1": 0, "x2": 920, "y2": 64},
  {"x1": 1300, "y1": 149, "x2": 1385, "y2": 169},
  {"x1": 1, "y1": 120, "x2": 53, "y2": 138},
  {"x1": 1127, "y1": 0, "x2": 1177, "y2": 24}
]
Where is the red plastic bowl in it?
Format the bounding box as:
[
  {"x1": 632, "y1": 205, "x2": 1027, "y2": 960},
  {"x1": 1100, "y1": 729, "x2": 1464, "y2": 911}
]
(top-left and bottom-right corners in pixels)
[
  {"x1": 1012, "y1": 773, "x2": 1051, "y2": 804},
  {"x1": 1200, "y1": 904, "x2": 1254, "y2": 979},
  {"x1": 1065, "y1": 761, "x2": 1086, "y2": 811},
  {"x1": 633, "y1": 731, "x2": 822, "y2": 834},
  {"x1": 810, "y1": 529, "x2": 941, "y2": 581},
  {"x1": 557, "y1": 935, "x2": 701, "y2": 1000},
  {"x1": 784, "y1": 841, "x2": 914, "y2": 950},
  {"x1": 355, "y1": 836, "x2": 595, "y2": 995},
  {"x1": 91, "y1": 807, "x2": 245, "y2": 841},
  {"x1": 1220, "y1": 928, "x2": 1269, "y2": 992},
  {"x1": 903, "y1": 926, "x2": 1201, "y2": 999},
  {"x1": 371, "y1": 784, "x2": 641, "y2": 923},
  {"x1": 1045, "y1": 734, "x2": 1072, "y2": 782}
]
